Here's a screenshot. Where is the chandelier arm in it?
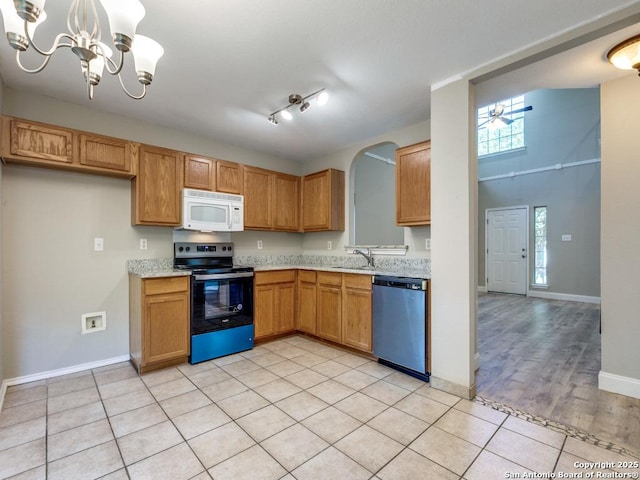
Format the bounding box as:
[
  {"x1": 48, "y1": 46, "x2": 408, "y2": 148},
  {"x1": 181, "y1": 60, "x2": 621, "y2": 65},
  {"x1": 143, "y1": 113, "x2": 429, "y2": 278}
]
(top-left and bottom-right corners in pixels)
[
  {"x1": 104, "y1": 49, "x2": 126, "y2": 76},
  {"x1": 117, "y1": 74, "x2": 147, "y2": 100},
  {"x1": 24, "y1": 21, "x2": 76, "y2": 57},
  {"x1": 15, "y1": 44, "x2": 72, "y2": 74},
  {"x1": 88, "y1": 0, "x2": 100, "y2": 40}
]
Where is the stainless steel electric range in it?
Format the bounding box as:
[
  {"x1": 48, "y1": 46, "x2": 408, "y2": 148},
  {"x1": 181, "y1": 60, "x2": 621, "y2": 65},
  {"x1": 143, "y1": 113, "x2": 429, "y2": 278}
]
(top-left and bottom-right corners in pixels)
[{"x1": 174, "y1": 242, "x2": 254, "y2": 364}]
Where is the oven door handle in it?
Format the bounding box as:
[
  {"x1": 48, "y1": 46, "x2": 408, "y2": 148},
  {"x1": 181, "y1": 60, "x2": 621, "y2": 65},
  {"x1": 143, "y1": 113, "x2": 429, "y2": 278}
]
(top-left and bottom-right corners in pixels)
[{"x1": 193, "y1": 272, "x2": 254, "y2": 281}]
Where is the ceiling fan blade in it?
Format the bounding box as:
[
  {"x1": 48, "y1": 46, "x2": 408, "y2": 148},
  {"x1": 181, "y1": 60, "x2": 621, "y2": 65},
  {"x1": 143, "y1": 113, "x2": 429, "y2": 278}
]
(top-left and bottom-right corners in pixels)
[{"x1": 504, "y1": 105, "x2": 533, "y2": 116}]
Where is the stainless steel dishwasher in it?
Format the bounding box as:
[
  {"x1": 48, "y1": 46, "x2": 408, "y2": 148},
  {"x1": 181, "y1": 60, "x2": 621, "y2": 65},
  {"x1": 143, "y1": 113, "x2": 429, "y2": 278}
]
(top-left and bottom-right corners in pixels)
[{"x1": 372, "y1": 275, "x2": 429, "y2": 381}]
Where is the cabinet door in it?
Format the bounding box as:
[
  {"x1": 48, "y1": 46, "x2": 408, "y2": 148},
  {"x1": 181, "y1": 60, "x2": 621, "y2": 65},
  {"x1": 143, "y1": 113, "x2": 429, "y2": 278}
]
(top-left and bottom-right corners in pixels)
[
  {"x1": 343, "y1": 285, "x2": 373, "y2": 353},
  {"x1": 302, "y1": 169, "x2": 345, "y2": 231},
  {"x1": 184, "y1": 155, "x2": 215, "y2": 190},
  {"x1": 274, "y1": 173, "x2": 300, "y2": 231},
  {"x1": 79, "y1": 133, "x2": 134, "y2": 174},
  {"x1": 143, "y1": 292, "x2": 189, "y2": 365},
  {"x1": 396, "y1": 141, "x2": 431, "y2": 225},
  {"x1": 317, "y1": 284, "x2": 342, "y2": 343},
  {"x1": 254, "y1": 284, "x2": 275, "y2": 339},
  {"x1": 275, "y1": 282, "x2": 296, "y2": 333},
  {"x1": 8, "y1": 118, "x2": 73, "y2": 164},
  {"x1": 133, "y1": 145, "x2": 183, "y2": 225},
  {"x1": 297, "y1": 280, "x2": 317, "y2": 335},
  {"x1": 216, "y1": 160, "x2": 243, "y2": 194},
  {"x1": 243, "y1": 166, "x2": 273, "y2": 229}
]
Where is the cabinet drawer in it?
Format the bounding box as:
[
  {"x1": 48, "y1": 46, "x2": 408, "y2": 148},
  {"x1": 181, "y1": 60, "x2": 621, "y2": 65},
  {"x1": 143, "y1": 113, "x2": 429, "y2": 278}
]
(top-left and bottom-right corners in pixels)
[
  {"x1": 144, "y1": 276, "x2": 189, "y2": 295},
  {"x1": 317, "y1": 271, "x2": 342, "y2": 286},
  {"x1": 298, "y1": 270, "x2": 317, "y2": 283},
  {"x1": 255, "y1": 270, "x2": 296, "y2": 285},
  {"x1": 344, "y1": 273, "x2": 372, "y2": 290}
]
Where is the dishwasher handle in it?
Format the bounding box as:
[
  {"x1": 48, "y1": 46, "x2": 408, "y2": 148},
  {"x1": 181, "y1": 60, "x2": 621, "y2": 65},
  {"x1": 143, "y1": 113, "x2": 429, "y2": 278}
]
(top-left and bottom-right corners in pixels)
[{"x1": 373, "y1": 275, "x2": 427, "y2": 291}]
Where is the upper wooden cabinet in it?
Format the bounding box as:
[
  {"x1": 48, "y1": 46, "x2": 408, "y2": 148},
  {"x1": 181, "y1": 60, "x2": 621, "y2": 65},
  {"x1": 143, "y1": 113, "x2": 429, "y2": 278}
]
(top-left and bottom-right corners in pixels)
[
  {"x1": 216, "y1": 160, "x2": 243, "y2": 194},
  {"x1": 0, "y1": 116, "x2": 136, "y2": 177},
  {"x1": 243, "y1": 166, "x2": 300, "y2": 232},
  {"x1": 184, "y1": 154, "x2": 215, "y2": 191},
  {"x1": 302, "y1": 168, "x2": 345, "y2": 232},
  {"x1": 396, "y1": 141, "x2": 431, "y2": 225},
  {"x1": 132, "y1": 145, "x2": 183, "y2": 226},
  {"x1": 274, "y1": 173, "x2": 301, "y2": 231},
  {"x1": 243, "y1": 166, "x2": 273, "y2": 230},
  {"x1": 184, "y1": 155, "x2": 243, "y2": 194}
]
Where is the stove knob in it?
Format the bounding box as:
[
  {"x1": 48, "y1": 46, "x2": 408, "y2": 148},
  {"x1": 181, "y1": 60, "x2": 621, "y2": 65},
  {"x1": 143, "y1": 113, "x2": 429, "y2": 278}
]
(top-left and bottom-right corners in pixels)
[
  {"x1": 178, "y1": 247, "x2": 184, "y2": 252},
  {"x1": 186, "y1": 246, "x2": 191, "y2": 252},
  {"x1": 228, "y1": 246, "x2": 233, "y2": 251},
  {"x1": 222, "y1": 246, "x2": 227, "y2": 251}
]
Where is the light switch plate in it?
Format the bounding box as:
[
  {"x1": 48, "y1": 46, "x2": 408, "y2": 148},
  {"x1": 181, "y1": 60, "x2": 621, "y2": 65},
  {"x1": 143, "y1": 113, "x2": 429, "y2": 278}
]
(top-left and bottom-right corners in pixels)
[
  {"x1": 94, "y1": 237, "x2": 104, "y2": 251},
  {"x1": 140, "y1": 238, "x2": 148, "y2": 250},
  {"x1": 257, "y1": 240, "x2": 263, "y2": 250},
  {"x1": 562, "y1": 234, "x2": 572, "y2": 242},
  {"x1": 425, "y1": 238, "x2": 431, "y2": 250}
]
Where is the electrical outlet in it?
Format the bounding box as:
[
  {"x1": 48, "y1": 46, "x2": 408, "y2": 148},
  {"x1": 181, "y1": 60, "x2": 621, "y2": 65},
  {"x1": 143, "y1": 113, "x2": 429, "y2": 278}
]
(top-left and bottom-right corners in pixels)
[
  {"x1": 562, "y1": 234, "x2": 572, "y2": 242},
  {"x1": 327, "y1": 241, "x2": 333, "y2": 250},
  {"x1": 94, "y1": 237, "x2": 104, "y2": 251},
  {"x1": 140, "y1": 238, "x2": 148, "y2": 250},
  {"x1": 257, "y1": 240, "x2": 263, "y2": 250},
  {"x1": 425, "y1": 238, "x2": 431, "y2": 250}
]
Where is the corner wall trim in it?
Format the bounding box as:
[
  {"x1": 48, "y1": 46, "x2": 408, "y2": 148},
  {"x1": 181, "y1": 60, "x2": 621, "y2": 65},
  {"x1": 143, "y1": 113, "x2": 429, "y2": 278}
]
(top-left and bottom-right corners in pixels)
[
  {"x1": 527, "y1": 289, "x2": 600, "y2": 304},
  {"x1": 0, "y1": 354, "x2": 131, "y2": 411},
  {"x1": 477, "y1": 285, "x2": 487, "y2": 293},
  {"x1": 599, "y1": 371, "x2": 640, "y2": 399},
  {"x1": 0, "y1": 380, "x2": 7, "y2": 415}
]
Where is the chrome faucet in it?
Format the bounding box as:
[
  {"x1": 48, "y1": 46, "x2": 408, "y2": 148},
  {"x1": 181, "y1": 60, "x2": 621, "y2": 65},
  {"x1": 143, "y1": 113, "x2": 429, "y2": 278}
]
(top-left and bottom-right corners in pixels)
[{"x1": 354, "y1": 248, "x2": 375, "y2": 267}]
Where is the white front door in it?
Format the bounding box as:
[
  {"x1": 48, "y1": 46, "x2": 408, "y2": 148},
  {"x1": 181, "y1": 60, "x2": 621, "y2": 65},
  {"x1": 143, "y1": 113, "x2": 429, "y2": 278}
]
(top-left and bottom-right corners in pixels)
[{"x1": 487, "y1": 207, "x2": 528, "y2": 295}]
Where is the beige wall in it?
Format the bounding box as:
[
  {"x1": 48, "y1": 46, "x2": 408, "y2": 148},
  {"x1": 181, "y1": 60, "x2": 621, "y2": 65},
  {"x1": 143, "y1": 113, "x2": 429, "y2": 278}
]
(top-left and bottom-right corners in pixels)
[
  {"x1": 599, "y1": 74, "x2": 640, "y2": 397},
  {"x1": 0, "y1": 87, "x2": 431, "y2": 380},
  {"x1": 430, "y1": 79, "x2": 477, "y2": 398},
  {"x1": 302, "y1": 120, "x2": 431, "y2": 256}
]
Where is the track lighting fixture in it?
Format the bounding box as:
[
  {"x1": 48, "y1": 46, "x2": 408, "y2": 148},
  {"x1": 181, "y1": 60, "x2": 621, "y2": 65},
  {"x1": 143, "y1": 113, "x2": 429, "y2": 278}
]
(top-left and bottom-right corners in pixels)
[{"x1": 267, "y1": 88, "x2": 328, "y2": 125}]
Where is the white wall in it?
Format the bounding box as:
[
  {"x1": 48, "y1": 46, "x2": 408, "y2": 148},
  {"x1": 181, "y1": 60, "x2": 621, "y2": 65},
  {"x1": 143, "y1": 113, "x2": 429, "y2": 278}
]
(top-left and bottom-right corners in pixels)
[
  {"x1": 430, "y1": 79, "x2": 477, "y2": 398},
  {"x1": 0, "y1": 88, "x2": 305, "y2": 379},
  {"x1": 599, "y1": 74, "x2": 640, "y2": 398}
]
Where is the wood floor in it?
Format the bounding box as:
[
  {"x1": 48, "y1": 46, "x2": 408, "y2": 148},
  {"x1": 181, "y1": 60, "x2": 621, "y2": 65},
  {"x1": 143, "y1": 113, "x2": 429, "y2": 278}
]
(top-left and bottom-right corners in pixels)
[{"x1": 476, "y1": 293, "x2": 640, "y2": 453}]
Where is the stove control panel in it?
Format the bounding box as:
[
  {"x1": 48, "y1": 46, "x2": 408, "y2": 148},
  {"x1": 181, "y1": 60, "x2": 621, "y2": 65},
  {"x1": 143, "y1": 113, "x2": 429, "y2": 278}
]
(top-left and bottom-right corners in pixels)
[{"x1": 174, "y1": 242, "x2": 233, "y2": 258}]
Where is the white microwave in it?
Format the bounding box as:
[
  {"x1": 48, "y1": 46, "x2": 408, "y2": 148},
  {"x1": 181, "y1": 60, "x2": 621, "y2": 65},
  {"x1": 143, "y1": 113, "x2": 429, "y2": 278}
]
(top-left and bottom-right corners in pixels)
[{"x1": 181, "y1": 189, "x2": 244, "y2": 232}]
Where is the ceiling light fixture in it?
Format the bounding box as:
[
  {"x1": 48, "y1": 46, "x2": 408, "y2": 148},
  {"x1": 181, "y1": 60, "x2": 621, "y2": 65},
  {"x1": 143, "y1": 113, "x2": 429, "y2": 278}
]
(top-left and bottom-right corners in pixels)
[
  {"x1": 267, "y1": 88, "x2": 328, "y2": 125},
  {"x1": 607, "y1": 34, "x2": 640, "y2": 76},
  {"x1": 0, "y1": 0, "x2": 164, "y2": 100}
]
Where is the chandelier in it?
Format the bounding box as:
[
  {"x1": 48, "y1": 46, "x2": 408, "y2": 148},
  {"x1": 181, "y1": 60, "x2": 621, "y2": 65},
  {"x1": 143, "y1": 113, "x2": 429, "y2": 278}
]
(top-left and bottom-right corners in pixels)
[
  {"x1": 267, "y1": 88, "x2": 329, "y2": 125},
  {"x1": 0, "y1": 0, "x2": 164, "y2": 100}
]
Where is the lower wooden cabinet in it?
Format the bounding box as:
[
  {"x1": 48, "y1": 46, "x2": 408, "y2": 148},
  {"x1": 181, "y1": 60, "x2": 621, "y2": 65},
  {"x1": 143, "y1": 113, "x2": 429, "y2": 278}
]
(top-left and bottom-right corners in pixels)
[
  {"x1": 129, "y1": 275, "x2": 190, "y2": 373},
  {"x1": 254, "y1": 270, "x2": 296, "y2": 340},
  {"x1": 342, "y1": 274, "x2": 373, "y2": 352},
  {"x1": 296, "y1": 270, "x2": 317, "y2": 335},
  {"x1": 316, "y1": 272, "x2": 343, "y2": 344}
]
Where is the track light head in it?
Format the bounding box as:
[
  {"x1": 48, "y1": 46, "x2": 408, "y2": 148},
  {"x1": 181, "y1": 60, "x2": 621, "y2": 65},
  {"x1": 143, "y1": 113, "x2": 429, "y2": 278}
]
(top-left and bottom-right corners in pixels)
[{"x1": 267, "y1": 88, "x2": 327, "y2": 124}]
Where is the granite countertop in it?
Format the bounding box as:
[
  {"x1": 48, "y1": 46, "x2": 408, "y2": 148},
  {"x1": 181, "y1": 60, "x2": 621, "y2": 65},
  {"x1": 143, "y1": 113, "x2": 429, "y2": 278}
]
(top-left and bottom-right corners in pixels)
[
  {"x1": 253, "y1": 264, "x2": 430, "y2": 280},
  {"x1": 127, "y1": 257, "x2": 431, "y2": 280},
  {"x1": 127, "y1": 258, "x2": 191, "y2": 279}
]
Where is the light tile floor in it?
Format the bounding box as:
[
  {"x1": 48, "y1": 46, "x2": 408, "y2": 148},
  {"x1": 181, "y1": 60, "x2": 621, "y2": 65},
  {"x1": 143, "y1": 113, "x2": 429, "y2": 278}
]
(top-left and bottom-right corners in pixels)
[{"x1": 0, "y1": 335, "x2": 638, "y2": 480}]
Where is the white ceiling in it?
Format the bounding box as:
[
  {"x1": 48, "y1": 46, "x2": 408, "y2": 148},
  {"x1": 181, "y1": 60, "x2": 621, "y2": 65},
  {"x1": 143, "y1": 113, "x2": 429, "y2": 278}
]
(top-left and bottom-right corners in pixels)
[{"x1": 1, "y1": 1, "x2": 640, "y2": 162}]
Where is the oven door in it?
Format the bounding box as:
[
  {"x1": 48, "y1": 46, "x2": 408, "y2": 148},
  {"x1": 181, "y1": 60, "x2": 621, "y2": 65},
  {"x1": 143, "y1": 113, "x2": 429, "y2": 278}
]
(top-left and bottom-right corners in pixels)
[{"x1": 191, "y1": 272, "x2": 254, "y2": 335}]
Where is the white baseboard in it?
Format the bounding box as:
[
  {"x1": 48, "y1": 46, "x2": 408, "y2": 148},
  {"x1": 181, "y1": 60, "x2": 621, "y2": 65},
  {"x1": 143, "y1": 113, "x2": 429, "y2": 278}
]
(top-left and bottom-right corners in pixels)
[
  {"x1": 477, "y1": 285, "x2": 487, "y2": 293},
  {"x1": 527, "y1": 290, "x2": 600, "y2": 304},
  {"x1": 0, "y1": 354, "x2": 131, "y2": 412},
  {"x1": 599, "y1": 371, "x2": 640, "y2": 399}
]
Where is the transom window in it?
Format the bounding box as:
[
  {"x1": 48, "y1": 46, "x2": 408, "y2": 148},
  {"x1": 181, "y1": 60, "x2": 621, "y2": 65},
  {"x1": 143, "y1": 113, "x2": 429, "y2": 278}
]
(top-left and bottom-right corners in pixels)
[{"x1": 477, "y1": 95, "x2": 526, "y2": 157}]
